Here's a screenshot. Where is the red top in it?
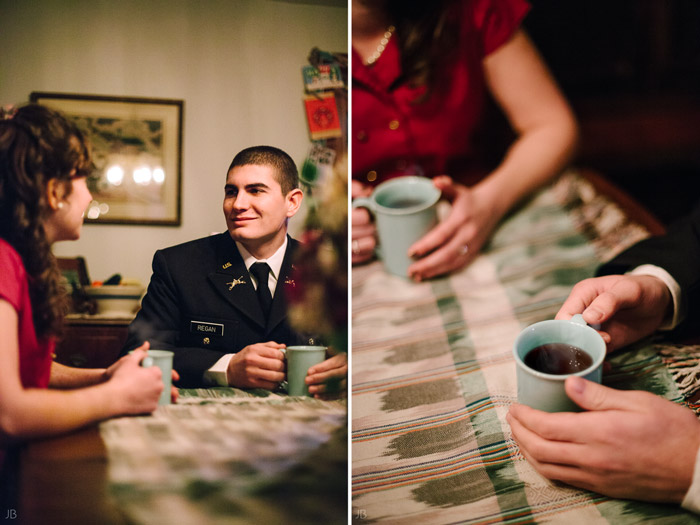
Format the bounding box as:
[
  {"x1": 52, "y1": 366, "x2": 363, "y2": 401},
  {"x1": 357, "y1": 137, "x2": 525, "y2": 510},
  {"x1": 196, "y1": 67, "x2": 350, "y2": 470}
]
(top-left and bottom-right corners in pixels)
[
  {"x1": 0, "y1": 239, "x2": 54, "y2": 389},
  {"x1": 352, "y1": 0, "x2": 530, "y2": 186}
]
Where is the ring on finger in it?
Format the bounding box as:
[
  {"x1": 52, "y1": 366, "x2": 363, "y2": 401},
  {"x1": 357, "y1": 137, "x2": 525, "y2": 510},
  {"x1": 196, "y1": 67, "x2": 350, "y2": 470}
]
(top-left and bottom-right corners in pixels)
[{"x1": 458, "y1": 243, "x2": 469, "y2": 256}]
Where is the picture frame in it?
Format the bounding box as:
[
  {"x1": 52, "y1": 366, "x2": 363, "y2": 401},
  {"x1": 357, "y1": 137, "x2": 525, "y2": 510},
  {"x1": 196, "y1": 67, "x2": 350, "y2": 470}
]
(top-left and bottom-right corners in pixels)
[{"x1": 30, "y1": 92, "x2": 183, "y2": 226}]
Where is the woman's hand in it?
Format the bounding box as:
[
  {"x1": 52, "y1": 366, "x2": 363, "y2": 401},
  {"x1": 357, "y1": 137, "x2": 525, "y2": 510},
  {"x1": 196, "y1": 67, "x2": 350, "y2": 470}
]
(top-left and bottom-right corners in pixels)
[
  {"x1": 106, "y1": 342, "x2": 179, "y2": 403},
  {"x1": 351, "y1": 179, "x2": 376, "y2": 265},
  {"x1": 105, "y1": 344, "x2": 163, "y2": 415},
  {"x1": 407, "y1": 176, "x2": 501, "y2": 281},
  {"x1": 103, "y1": 341, "x2": 152, "y2": 382}
]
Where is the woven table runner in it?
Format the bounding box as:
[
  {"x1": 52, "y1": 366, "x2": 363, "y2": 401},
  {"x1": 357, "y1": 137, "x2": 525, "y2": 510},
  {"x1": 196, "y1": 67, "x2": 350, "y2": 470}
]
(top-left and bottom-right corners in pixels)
[
  {"x1": 100, "y1": 388, "x2": 347, "y2": 524},
  {"x1": 352, "y1": 170, "x2": 700, "y2": 524}
]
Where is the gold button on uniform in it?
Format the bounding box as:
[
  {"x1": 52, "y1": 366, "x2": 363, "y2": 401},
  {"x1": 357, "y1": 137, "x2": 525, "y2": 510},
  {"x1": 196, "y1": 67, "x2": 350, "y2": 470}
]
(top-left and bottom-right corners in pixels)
[
  {"x1": 366, "y1": 170, "x2": 377, "y2": 182},
  {"x1": 388, "y1": 119, "x2": 400, "y2": 130},
  {"x1": 203, "y1": 337, "x2": 210, "y2": 345}
]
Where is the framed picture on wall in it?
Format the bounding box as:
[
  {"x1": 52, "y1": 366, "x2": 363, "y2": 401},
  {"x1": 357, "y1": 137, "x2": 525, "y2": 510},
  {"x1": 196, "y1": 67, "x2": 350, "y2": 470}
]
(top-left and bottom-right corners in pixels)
[{"x1": 30, "y1": 92, "x2": 183, "y2": 226}]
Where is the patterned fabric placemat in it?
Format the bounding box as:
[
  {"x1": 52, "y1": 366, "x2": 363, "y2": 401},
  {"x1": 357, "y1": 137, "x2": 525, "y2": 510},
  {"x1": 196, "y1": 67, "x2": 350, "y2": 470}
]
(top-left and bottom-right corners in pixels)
[
  {"x1": 100, "y1": 388, "x2": 347, "y2": 524},
  {"x1": 352, "y1": 169, "x2": 700, "y2": 524}
]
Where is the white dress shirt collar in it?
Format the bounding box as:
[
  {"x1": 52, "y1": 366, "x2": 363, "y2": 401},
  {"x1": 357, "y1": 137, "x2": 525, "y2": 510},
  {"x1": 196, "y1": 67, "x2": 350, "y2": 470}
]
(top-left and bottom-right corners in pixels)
[{"x1": 236, "y1": 236, "x2": 288, "y2": 293}]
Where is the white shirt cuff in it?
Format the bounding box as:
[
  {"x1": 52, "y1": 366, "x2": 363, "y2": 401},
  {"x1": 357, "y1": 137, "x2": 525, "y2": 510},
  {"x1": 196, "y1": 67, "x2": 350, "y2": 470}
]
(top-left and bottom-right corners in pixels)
[
  {"x1": 682, "y1": 445, "x2": 700, "y2": 514},
  {"x1": 628, "y1": 264, "x2": 683, "y2": 330},
  {"x1": 203, "y1": 354, "x2": 233, "y2": 386}
]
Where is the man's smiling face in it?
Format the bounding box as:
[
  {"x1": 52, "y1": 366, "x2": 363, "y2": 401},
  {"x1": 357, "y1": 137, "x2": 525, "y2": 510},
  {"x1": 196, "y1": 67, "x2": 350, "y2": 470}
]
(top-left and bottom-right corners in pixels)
[{"x1": 223, "y1": 164, "x2": 299, "y2": 253}]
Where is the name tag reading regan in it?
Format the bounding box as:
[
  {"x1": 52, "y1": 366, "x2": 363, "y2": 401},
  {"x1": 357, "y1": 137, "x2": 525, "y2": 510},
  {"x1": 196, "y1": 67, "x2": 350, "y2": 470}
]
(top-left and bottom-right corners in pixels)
[{"x1": 190, "y1": 320, "x2": 224, "y2": 336}]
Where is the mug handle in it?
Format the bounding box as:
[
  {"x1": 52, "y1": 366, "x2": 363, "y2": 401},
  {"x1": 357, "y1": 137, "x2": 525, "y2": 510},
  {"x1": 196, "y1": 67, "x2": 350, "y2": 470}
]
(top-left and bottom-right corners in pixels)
[
  {"x1": 571, "y1": 314, "x2": 586, "y2": 326},
  {"x1": 352, "y1": 196, "x2": 374, "y2": 213},
  {"x1": 351, "y1": 197, "x2": 382, "y2": 259}
]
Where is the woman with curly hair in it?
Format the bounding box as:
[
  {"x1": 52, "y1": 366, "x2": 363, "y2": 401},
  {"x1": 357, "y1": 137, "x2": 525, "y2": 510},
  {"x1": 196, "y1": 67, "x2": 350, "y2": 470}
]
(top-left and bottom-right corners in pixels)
[{"x1": 0, "y1": 104, "x2": 168, "y2": 501}]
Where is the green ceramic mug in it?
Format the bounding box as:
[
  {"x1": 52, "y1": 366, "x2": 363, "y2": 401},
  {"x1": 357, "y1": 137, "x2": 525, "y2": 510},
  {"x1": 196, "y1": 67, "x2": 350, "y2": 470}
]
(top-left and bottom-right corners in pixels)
[
  {"x1": 513, "y1": 314, "x2": 606, "y2": 412},
  {"x1": 285, "y1": 346, "x2": 327, "y2": 397},
  {"x1": 132, "y1": 349, "x2": 174, "y2": 406},
  {"x1": 352, "y1": 176, "x2": 440, "y2": 277}
]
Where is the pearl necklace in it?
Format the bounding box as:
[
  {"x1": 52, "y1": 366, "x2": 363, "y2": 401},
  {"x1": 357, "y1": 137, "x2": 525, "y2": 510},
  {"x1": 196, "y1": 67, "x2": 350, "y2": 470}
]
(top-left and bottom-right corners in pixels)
[{"x1": 365, "y1": 25, "x2": 395, "y2": 66}]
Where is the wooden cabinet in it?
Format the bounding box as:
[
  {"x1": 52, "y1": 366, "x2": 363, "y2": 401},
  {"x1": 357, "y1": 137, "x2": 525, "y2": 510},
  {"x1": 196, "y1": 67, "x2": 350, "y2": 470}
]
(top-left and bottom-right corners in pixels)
[{"x1": 55, "y1": 316, "x2": 132, "y2": 369}]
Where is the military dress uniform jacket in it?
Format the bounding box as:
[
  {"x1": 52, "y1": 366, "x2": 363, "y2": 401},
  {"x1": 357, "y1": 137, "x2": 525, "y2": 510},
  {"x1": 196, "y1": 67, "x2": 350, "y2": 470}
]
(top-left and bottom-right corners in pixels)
[
  {"x1": 598, "y1": 200, "x2": 700, "y2": 338},
  {"x1": 121, "y1": 232, "x2": 309, "y2": 387}
]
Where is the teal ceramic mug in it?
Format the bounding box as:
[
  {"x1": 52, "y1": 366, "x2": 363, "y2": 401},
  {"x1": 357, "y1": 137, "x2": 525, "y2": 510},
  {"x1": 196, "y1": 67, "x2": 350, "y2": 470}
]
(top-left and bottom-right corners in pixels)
[
  {"x1": 285, "y1": 345, "x2": 327, "y2": 397},
  {"x1": 131, "y1": 349, "x2": 174, "y2": 406},
  {"x1": 513, "y1": 314, "x2": 606, "y2": 412},
  {"x1": 352, "y1": 176, "x2": 440, "y2": 277}
]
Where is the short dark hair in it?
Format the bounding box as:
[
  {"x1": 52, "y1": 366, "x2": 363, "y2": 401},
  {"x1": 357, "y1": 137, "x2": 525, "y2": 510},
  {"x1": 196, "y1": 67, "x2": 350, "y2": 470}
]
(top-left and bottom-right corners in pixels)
[{"x1": 227, "y1": 145, "x2": 299, "y2": 194}]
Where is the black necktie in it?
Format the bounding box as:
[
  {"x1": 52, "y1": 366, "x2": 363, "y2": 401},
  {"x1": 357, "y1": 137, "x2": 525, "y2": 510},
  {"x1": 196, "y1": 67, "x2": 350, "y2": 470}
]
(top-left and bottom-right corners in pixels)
[{"x1": 250, "y1": 262, "x2": 272, "y2": 318}]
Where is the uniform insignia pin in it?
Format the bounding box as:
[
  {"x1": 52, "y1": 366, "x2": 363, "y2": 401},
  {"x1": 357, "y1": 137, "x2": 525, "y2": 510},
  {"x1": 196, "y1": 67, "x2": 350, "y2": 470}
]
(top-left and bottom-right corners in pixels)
[
  {"x1": 222, "y1": 262, "x2": 232, "y2": 269},
  {"x1": 284, "y1": 277, "x2": 296, "y2": 287},
  {"x1": 227, "y1": 276, "x2": 246, "y2": 290}
]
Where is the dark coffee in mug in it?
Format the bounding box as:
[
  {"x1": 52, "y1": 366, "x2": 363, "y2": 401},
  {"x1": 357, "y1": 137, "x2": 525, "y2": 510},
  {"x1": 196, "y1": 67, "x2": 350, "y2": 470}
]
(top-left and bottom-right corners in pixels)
[
  {"x1": 383, "y1": 197, "x2": 426, "y2": 209},
  {"x1": 523, "y1": 343, "x2": 593, "y2": 375}
]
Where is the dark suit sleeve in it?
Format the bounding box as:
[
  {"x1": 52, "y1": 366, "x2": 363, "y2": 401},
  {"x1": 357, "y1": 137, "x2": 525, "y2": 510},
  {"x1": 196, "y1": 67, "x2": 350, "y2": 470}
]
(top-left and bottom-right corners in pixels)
[
  {"x1": 597, "y1": 202, "x2": 700, "y2": 336},
  {"x1": 121, "y1": 250, "x2": 224, "y2": 387}
]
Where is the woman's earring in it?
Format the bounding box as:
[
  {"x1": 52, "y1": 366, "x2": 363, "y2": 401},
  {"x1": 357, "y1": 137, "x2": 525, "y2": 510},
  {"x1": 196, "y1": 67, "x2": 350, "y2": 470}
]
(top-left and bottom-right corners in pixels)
[{"x1": 57, "y1": 202, "x2": 64, "y2": 209}]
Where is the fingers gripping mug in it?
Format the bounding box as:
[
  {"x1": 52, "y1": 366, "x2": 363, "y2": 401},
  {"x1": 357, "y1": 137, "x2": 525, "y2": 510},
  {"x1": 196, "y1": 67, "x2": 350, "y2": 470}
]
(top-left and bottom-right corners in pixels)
[
  {"x1": 513, "y1": 314, "x2": 606, "y2": 412},
  {"x1": 134, "y1": 349, "x2": 174, "y2": 406},
  {"x1": 352, "y1": 176, "x2": 440, "y2": 277}
]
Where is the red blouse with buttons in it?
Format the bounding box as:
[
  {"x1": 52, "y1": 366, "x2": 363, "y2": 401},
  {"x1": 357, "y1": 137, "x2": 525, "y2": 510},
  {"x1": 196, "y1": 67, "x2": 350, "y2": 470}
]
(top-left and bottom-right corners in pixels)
[
  {"x1": 352, "y1": 0, "x2": 530, "y2": 186},
  {"x1": 0, "y1": 239, "x2": 54, "y2": 390},
  {"x1": 0, "y1": 238, "x2": 55, "y2": 472}
]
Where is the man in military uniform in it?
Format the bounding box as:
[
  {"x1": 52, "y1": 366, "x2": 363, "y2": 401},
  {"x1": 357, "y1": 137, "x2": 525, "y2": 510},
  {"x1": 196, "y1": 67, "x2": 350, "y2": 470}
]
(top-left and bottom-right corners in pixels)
[{"x1": 122, "y1": 145, "x2": 347, "y2": 395}]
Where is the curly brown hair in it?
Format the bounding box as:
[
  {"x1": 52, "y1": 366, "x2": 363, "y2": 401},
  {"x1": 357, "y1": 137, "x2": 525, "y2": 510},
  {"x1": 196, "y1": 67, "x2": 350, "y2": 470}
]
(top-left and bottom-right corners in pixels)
[
  {"x1": 0, "y1": 104, "x2": 92, "y2": 339},
  {"x1": 386, "y1": 0, "x2": 460, "y2": 99}
]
